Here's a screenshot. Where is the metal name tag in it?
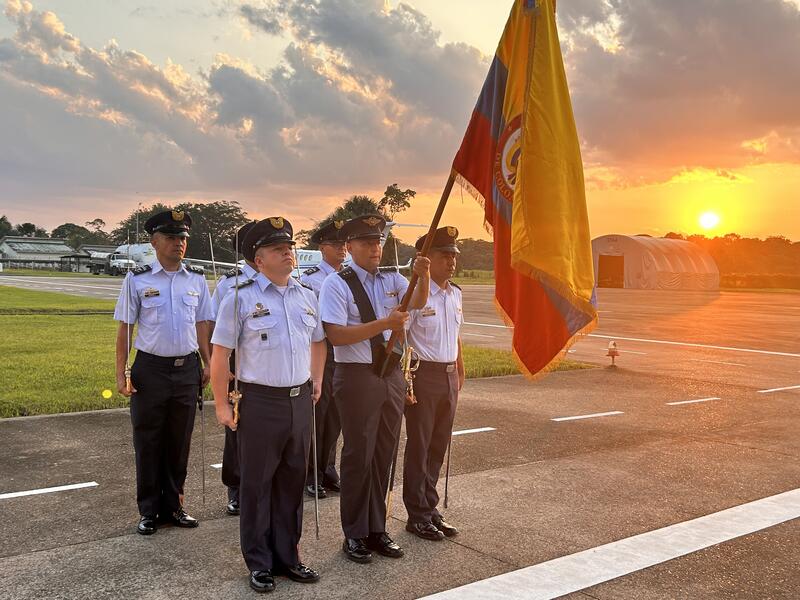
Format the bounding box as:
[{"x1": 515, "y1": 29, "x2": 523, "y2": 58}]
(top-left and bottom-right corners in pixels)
[
  {"x1": 386, "y1": 291, "x2": 398, "y2": 297},
  {"x1": 143, "y1": 288, "x2": 160, "y2": 298}
]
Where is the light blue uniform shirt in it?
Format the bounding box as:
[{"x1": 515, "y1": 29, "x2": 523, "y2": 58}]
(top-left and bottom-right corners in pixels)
[
  {"x1": 319, "y1": 262, "x2": 409, "y2": 364},
  {"x1": 210, "y1": 262, "x2": 258, "y2": 320},
  {"x1": 299, "y1": 260, "x2": 338, "y2": 298},
  {"x1": 114, "y1": 261, "x2": 214, "y2": 357},
  {"x1": 211, "y1": 274, "x2": 325, "y2": 387},
  {"x1": 407, "y1": 280, "x2": 463, "y2": 363}
]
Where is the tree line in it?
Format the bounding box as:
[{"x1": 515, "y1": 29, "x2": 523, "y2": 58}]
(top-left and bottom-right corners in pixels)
[{"x1": 4, "y1": 208, "x2": 797, "y2": 278}]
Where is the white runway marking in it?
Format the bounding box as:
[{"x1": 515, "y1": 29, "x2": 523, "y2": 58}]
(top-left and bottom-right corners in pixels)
[
  {"x1": 757, "y1": 385, "x2": 800, "y2": 394},
  {"x1": 551, "y1": 411, "x2": 623, "y2": 422},
  {"x1": 211, "y1": 463, "x2": 222, "y2": 469},
  {"x1": 619, "y1": 350, "x2": 647, "y2": 355},
  {"x1": 666, "y1": 397, "x2": 721, "y2": 406},
  {"x1": 588, "y1": 333, "x2": 800, "y2": 358},
  {"x1": 422, "y1": 487, "x2": 800, "y2": 600},
  {"x1": 692, "y1": 359, "x2": 747, "y2": 367},
  {"x1": 452, "y1": 427, "x2": 496, "y2": 436},
  {"x1": 0, "y1": 481, "x2": 98, "y2": 500},
  {"x1": 463, "y1": 332, "x2": 496, "y2": 338}
]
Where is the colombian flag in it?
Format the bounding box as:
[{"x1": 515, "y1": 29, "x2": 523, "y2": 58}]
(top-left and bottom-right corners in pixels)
[{"x1": 452, "y1": 0, "x2": 597, "y2": 377}]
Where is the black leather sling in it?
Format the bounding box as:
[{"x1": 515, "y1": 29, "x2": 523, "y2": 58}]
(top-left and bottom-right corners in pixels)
[{"x1": 339, "y1": 267, "x2": 402, "y2": 376}]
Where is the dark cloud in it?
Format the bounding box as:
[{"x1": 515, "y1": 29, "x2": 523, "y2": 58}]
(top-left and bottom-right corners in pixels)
[
  {"x1": 563, "y1": 0, "x2": 800, "y2": 182},
  {"x1": 239, "y1": 4, "x2": 282, "y2": 35}
]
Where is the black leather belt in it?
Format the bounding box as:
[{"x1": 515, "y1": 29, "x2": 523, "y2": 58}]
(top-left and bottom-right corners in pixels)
[
  {"x1": 417, "y1": 360, "x2": 457, "y2": 373},
  {"x1": 242, "y1": 381, "x2": 310, "y2": 398},
  {"x1": 137, "y1": 351, "x2": 197, "y2": 367}
]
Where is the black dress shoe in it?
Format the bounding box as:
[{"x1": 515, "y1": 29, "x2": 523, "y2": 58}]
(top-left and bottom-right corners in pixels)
[
  {"x1": 432, "y1": 516, "x2": 459, "y2": 537},
  {"x1": 249, "y1": 570, "x2": 275, "y2": 593},
  {"x1": 137, "y1": 515, "x2": 157, "y2": 535},
  {"x1": 305, "y1": 483, "x2": 327, "y2": 499},
  {"x1": 281, "y1": 563, "x2": 320, "y2": 583},
  {"x1": 170, "y1": 508, "x2": 199, "y2": 528},
  {"x1": 365, "y1": 532, "x2": 404, "y2": 558},
  {"x1": 322, "y1": 479, "x2": 341, "y2": 493},
  {"x1": 226, "y1": 498, "x2": 240, "y2": 516},
  {"x1": 342, "y1": 538, "x2": 372, "y2": 563},
  {"x1": 405, "y1": 521, "x2": 445, "y2": 541}
]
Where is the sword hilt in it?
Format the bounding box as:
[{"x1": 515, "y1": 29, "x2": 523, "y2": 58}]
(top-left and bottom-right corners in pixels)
[
  {"x1": 124, "y1": 365, "x2": 132, "y2": 395},
  {"x1": 229, "y1": 389, "x2": 241, "y2": 425}
]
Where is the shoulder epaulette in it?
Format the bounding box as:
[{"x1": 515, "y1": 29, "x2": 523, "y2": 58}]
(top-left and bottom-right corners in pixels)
[
  {"x1": 338, "y1": 266, "x2": 355, "y2": 280},
  {"x1": 234, "y1": 278, "x2": 254, "y2": 289},
  {"x1": 186, "y1": 265, "x2": 205, "y2": 275},
  {"x1": 450, "y1": 281, "x2": 462, "y2": 290},
  {"x1": 131, "y1": 264, "x2": 151, "y2": 276},
  {"x1": 299, "y1": 281, "x2": 313, "y2": 291},
  {"x1": 224, "y1": 267, "x2": 244, "y2": 278},
  {"x1": 303, "y1": 266, "x2": 321, "y2": 276}
]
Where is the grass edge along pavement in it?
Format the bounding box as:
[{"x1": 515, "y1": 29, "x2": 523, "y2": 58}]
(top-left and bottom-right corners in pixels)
[{"x1": 0, "y1": 287, "x2": 595, "y2": 418}]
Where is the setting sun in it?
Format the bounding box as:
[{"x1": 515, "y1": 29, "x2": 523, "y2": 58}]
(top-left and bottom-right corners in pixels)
[{"x1": 699, "y1": 211, "x2": 721, "y2": 230}]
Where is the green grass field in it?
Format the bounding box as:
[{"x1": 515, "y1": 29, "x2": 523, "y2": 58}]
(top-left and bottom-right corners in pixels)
[{"x1": 0, "y1": 286, "x2": 592, "y2": 418}]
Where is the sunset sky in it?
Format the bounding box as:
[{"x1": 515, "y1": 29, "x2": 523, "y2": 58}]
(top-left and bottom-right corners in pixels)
[{"x1": 1, "y1": 0, "x2": 798, "y2": 243}]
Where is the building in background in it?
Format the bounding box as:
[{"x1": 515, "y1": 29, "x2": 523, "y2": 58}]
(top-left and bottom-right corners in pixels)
[{"x1": 592, "y1": 235, "x2": 719, "y2": 291}]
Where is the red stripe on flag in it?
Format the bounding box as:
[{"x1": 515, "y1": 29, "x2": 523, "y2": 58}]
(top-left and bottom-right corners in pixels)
[
  {"x1": 452, "y1": 110, "x2": 496, "y2": 206},
  {"x1": 493, "y1": 219, "x2": 571, "y2": 375}
]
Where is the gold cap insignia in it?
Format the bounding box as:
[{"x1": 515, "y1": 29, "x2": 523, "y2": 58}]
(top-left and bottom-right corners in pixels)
[
  {"x1": 171, "y1": 210, "x2": 184, "y2": 222},
  {"x1": 269, "y1": 217, "x2": 284, "y2": 229},
  {"x1": 446, "y1": 226, "x2": 458, "y2": 238},
  {"x1": 363, "y1": 216, "x2": 381, "y2": 227},
  {"x1": 334, "y1": 220, "x2": 344, "y2": 229}
]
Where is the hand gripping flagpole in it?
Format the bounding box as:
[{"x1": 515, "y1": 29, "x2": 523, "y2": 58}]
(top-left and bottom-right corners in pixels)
[
  {"x1": 295, "y1": 246, "x2": 320, "y2": 540},
  {"x1": 379, "y1": 172, "x2": 456, "y2": 377}
]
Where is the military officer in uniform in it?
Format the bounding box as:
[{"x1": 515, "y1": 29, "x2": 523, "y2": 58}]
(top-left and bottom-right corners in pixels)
[
  {"x1": 300, "y1": 219, "x2": 347, "y2": 499},
  {"x1": 209, "y1": 220, "x2": 257, "y2": 516},
  {"x1": 318, "y1": 214, "x2": 430, "y2": 564},
  {"x1": 211, "y1": 217, "x2": 326, "y2": 593},
  {"x1": 403, "y1": 227, "x2": 464, "y2": 541},
  {"x1": 114, "y1": 209, "x2": 214, "y2": 536}
]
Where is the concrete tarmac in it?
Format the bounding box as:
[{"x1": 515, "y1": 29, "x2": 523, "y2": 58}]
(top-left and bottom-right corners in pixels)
[{"x1": 1, "y1": 276, "x2": 799, "y2": 598}]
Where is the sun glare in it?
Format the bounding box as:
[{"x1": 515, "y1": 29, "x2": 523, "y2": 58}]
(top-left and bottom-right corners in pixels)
[{"x1": 699, "y1": 211, "x2": 721, "y2": 230}]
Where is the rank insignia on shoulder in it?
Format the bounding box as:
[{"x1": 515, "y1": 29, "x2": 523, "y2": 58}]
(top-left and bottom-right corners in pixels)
[
  {"x1": 421, "y1": 307, "x2": 436, "y2": 317},
  {"x1": 143, "y1": 288, "x2": 160, "y2": 298},
  {"x1": 450, "y1": 281, "x2": 462, "y2": 290},
  {"x1": 224, "y1": 267, "x2": 244, "y2": 278},
  {"x1": 234, "y1": 278, "x2": 254, "y2": 289},
  {"x1": 132, "y1": 264, "x2": 151, "y2": 276},
  {"x1": 252, "y1": 303, "x2": 270, "y2": 318},
  {"x1": 186, "y1": 265, "x2": 205, "y2": 275},
  {"x1": 303, "y1": 266, "x2": 320, "y2": 276}
]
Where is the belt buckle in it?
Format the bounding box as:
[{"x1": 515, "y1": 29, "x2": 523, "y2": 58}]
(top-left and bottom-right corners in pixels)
[
  {"x1": 445, "y1": 364, "x2": 455, "y2": 373},
  {"x1": 174, "y1": 358, "x2": 185, "y2": 367},
  {"x1": 289, "y1": 386, "x2": 300, "y2": 397}
]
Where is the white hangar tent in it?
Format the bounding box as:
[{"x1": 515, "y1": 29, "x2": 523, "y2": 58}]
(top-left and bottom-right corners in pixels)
[{"x1": 592, "y1": 235, "x2": 720, "y2": 291}]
